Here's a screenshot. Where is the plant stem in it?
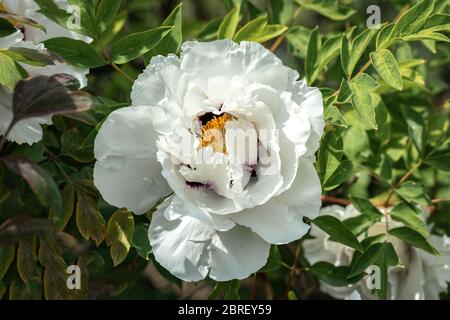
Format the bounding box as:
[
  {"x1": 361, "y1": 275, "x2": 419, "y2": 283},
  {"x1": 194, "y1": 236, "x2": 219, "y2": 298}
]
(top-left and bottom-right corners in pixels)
[
  {"x1": 382, "y1": 160, "x2": 423, "y2": 235},
  {"x1": 432, "y1": 198, "x2": 450, "y2": 204},
  {"x1": 44, "y1": 147, "x2": 74, "y2": 185},
  {"x1": 270, "y1": 6, "x2": 303, "y2": 52},
  {"x1": 284, "y1": 242, "x2": 301, "y2": 299},
  {"x1": 110, "y1": 63, "x2": 134, "y2": 83},
  {"x1": 321, "y1": 195, "x2": 351, "y2": 206}
]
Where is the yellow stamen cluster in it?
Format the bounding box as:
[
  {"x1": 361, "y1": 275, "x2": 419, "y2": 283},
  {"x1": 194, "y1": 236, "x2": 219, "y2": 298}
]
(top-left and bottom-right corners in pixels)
[{"x1": 200, "y1": 113, "x2": 235, "y2": 154}]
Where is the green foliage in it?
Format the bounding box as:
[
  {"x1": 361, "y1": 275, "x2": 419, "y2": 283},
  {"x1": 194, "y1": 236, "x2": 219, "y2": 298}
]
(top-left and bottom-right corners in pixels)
[
  {"x1": 312, "y1": 215, "x2": 363, "y2": 252},
  {"x1": 0, "y1": 0, "x2": 449, "y2": 301}
]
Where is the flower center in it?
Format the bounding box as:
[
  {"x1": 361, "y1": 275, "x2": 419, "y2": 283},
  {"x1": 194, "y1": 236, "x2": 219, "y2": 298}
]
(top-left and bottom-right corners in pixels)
[{"x1": 200, "y1": 112, "x2": 235, "y2": 154}]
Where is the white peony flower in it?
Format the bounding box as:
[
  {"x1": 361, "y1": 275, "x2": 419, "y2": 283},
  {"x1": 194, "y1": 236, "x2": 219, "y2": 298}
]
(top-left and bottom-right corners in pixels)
[
  {"x1": 0, "y1": 0, "x2": 92, "y2": 145},
  {"x1": 303, "y1": 204, "x2": 450, "y2": 300},
  {"x1": 94, "y1": 39, "x2": 324, "y2": 282}
]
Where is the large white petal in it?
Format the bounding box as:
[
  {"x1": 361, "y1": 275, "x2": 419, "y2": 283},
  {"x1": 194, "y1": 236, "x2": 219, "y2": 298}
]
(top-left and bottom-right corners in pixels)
[
  {"x1": 276, "y1": 158, "x2": 322, "y2": 219},
  {"x1": 149, "y1": 202, "x2": 270, "y2": 282},
  {"x1": 231, "y1": 198, "x2": 310, "y2": 244},
  {"x1": 93, "y1": 106, "x2": 171, "y2": 214},
  {"x1": 180, "y1": 40, "x2": 298, "y2": 92},
  {"x1": 230, "y1": 158, "x2": 322, "y2": 246},
  {"x1": 131, "y1": 55, "x2": 185, "y2": 116},
  {"x1": 292, "y1": 81, "x2": 324, "y2": 157},
  {"x1": 162, "y1": 195, "x2": 235, "y2": 232}
]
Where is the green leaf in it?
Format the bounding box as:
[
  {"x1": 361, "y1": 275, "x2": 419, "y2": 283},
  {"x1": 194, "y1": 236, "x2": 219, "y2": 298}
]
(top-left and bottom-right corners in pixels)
[
  {"x1": 317, "y1": 129, "x2": 343, "y2": 185},
  {"x1": 296, "y1": 0, "x2": 355, "y2": 21},
  {"x1": 61, "y1": 127, "x2": 94, "y2": 163},
  {"x1": 390, "y1": 0, "x2": 435, "y2": 40},
  {"x1": 389, "y1": 227, "x2": 439, "y2": 255},
  {"x1": 336, "y1": 79, "x2": 352, "y2": 104},
  {"x1": 12, "y1": 74, "x2": 92, "y2": 122},
  {"x1": 340, "y1": 35, "x2": 350, "y2": 77},
  {"x1": 2, "y1": 47, "x2": 57, "y2": 67},
  {"x1": 323, "y1": 160, "x2": 353, "y2": 191},
  {"x1": 401, "y1": 30, "x2": 449, "y2": 42},
  {"x1": 390, "y1": 202, "x2": 429, "y2": 237},
  {"x1": 43, "y1": 37, "x2": 107, "y2": 68},
  {"x1": 396, "y1": 181, "x2": 431, "y2": 206},
  {"x1": 198, "y1": 17, "x2": 222, "y2": 40},
  {"x1": 259, "y1": 246, "x2": 282, "y2": 272},
  {"x1": 324, "y1": 104, "x2": 347, "y2": 128},
  {"x1": 76, "y1": 190, "x2": 106, "y2": 246},
  {"x1": 343, "y1": 215, "x2": 375, "y2": 237},
  {"x1": 343, "y1": 126, "x2": 369, "y2": 161},
  {"x1": 95, "y1": 0, "x2": 121, "y2": 34},
  {"x1": 370, "y1": 49, "x2": 403, "y2": 91},
  {"x1": 145, "y1": 3, "x2": 183, "y2": 62},
  {"x1": 234, "y1": 15, "x2": 286, "y2": 43},
  {"x1": 401, "y1": 107, "x2": 427, "y2": 155},
  {"x1": 0, "y1": 52, "x2": 28, "y2": 90},
  {"x1": 423, "y1": 13, "x2": 450, "y2": 32},
  {"x1": 0, "y1": 11, "x2": 45, "y2": 32},
  {"x1": 10, "y1": 141, "x2": 45, "y2": 163},
  {"x1": 0, "y1": 281, "x2": 5, "y2": 299},
  {"x1": 111, "y1": 26, "x2": 173, "y2": 64},
  {"x1": 35, "y1": 0, "x2": 95, "y2": 38},
  {"x1": 132, "y1": 223, "x2": 152, "y2": 260},
  {"x1": 17, "y1": 235, "x2": 42, "y2": 284},
  {"x1": 312, "y1": 215, "x2": 363, "y2": 252},
  {"x1": 347, "y1": 29, "x2": 376, "y2": 77},
  {"x1": 9, "y1": 280, "x2": 42, "y2": 300},
  {"x1": 349, "y1": 242, "x2": 398, "y2": 299},
  {"x1": 209, "y1": 280, "x2": 240, "y2": 300},
  {"x1": 0, "y1": 245, "x2": 15, "y2": 280},
  {"x1": 270, "y1": 0, "x2": 294, "y2": 25},
  {"x1": 0, "y1": 17, "x2": 16, "y2": 37},
  {"x1": 350, "y1": 73, "x2": 378, "y2": 129},
  {"x1": 217, "y1": 5, "x2": 241, "y2": 39},
  {"x1": 425, "y1": 151, "x2": 450, "y2": 171},
  {"x1": 286, "y1": 25, "x2": 311, "y2": 59},
  {"x1": 287, "y1": 290, "x2": 297, "y2": 300},
  {"x1": 349, "y1": 242, "x2": 396, "y2": 279},
  {"x1": 310, "y1": 262, "x2": 364, "y2": 287},
  {"x1": 1, "y1": 156, "x2": 63, "y2": 216},
  {"x1": 305, "y1": 26, "x2": 320, "y2": 83},
  {"x1": 67, "y1": 0, "x2": 98, "y2": 38},
  {"x1": 233, "y1": 15, "x2": 268, "y2": 42},
  {"x1": 49, "y1": 184, "x2": 75, "y2": 231},
  {"x1": 106, "y1": 209, "x2": 135, "y2": 267},
  {"x1": 316, "y1": 35, "x2": 341, "y2": 77},
  {"x1": 351, "y1": 196, "x2": 383, "y2": 220},
  {"x1": 376, "y1": 23, "x2": 394, "y2": 50}
]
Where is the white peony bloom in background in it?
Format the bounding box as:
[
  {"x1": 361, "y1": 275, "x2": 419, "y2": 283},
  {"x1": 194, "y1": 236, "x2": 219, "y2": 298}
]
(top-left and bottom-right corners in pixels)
[
  {"x1": 303, "y1": 205, "x2": 450, "y2": 300},
  {"x1": 94, "y1": 40, "x2": 324, "y2": 282},
  {"x1": 0, "y1": 0, "x2": 92, "y2": 145}
]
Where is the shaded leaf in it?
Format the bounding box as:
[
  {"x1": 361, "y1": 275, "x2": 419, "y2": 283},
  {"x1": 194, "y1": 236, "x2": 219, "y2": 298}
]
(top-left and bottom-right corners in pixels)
[
  {"x1": 132, "y1": 223, "x2": 151, "y2": 260},
  {"x1": 312, "y1": 215, "x2": 363, "y2": 252},
  {"x1": 12, "y1": 74, "x2": 92, "y2": 121},
  {"x1": 1, "y1": 156, "x2": 63, "y2": 215},
  {"x1": 76, "y1": 191, "x2": 106, "y2": 246}
]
